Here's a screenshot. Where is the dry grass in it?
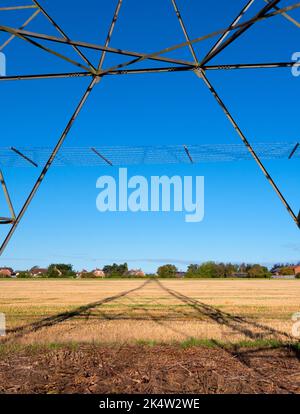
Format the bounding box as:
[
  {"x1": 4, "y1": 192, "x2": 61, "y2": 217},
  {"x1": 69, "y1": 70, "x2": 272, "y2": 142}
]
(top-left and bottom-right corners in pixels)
[{"x1": 0, "y1": 278, "x2": 299, "y2": 345}]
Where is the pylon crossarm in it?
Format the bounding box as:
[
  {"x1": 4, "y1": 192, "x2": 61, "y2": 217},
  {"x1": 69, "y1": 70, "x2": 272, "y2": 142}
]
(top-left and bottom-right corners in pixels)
[
  {"x1": 201, "y1": 0, "x2": 280, "y2": 66},
  {"x1": 31, "y1": 0, "x2": 96, "y2": 72},
  {"x1": 200, "y1": 0, "x2": 256, "y2": 66},
  {"x1": 0, "y1": 61, "x2": 298, "y2": 82}
]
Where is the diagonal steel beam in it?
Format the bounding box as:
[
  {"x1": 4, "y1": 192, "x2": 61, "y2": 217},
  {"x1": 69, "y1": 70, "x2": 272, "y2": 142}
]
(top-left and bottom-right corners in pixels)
[
  {"x1": 201, "y1": 0, "x2": 280, "y2": 66},
  {"x1": 0, "y1": 0, "x2": 123, "y2": 255},
  {"x1": 93, "y1": 2, "x2": 300, "y2": 78},
  {"x1": 170, "y1": 0, "x2": 299, "y2": 228},
  {"x1": 171, "y1": 0, "x2": 198, "y2": 63},
  {"x1": 199, "y1": 70, "x2": 299, "y2": 227},
  {"x1": 200, "y1": 0, "x2": 256, "y2": 66},
  {"x1": 1, "y1": 2, "x2": 299, "y2": 73},
  {"x1": 0, "y1": 26, "x2": 196, "y2": 67},
  {"x1": 0, "y1": 5, "x2": 37, "y2": 11},
  {"x1": 0, "y1": 77, "x2": 98, "y2": 254},
  {"x1": 288, "y1": 143, "x2": 299, "y2": 160},
  {"x1": 183, "y1": 145, "x2": 193, "y2": 164},
  {"x1": 97, "y1": 0, "x2": 123, "y2": 70},
  {"x1": 0, "y1": 169, "x2": 16, "y2": 221},
  {"x1": 0, "y1": 9, "x2": 40, "y2": 51},
  {"x1": 0, "y1": 25, "x2": 92, "y2": 73},
  {"x1": 264, "y1": 0, "x2": 300, "y2": 28},
  {"x1": 11, "y1": 147, "x2": 38, "y2": 167},
  {"x1": 91, "y1": 147, "x2": 113, "y2": 166},
  {"x1": 31, "y1": 0, "x2": 96, "y2": 72}
]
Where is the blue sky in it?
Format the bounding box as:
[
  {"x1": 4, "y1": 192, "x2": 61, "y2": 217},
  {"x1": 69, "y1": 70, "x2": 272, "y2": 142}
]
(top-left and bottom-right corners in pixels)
[{"x1": 0, "y1": 0, "x2": 300, "y2": 272}]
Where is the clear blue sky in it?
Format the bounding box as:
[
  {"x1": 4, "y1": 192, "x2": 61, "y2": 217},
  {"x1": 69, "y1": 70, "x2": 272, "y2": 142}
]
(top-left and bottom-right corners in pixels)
[{"x1": 0, "y1": 0, "x2": 300, "y2": 272}]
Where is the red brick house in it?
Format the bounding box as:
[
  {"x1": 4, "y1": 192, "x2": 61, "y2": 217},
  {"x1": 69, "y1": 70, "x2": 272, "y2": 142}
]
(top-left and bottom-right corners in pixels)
[
  {"x1": 30, "y1": 267, "x2": 48, "y2": 277},
  {"x1": 92, "y1": 269, "x2": 105, "y2": 278},
  {"x1": 292, "y1": 265, "x2": 300, "y2": 276},
  {"x1": 0, "y1": 267, "x2": 13, "y2": 277}
]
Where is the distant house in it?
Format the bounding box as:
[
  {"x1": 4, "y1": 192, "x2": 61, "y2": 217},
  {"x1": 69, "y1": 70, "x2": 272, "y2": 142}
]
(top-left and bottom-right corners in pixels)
[
  {"x1": 232, "y1": 272, "x2": 249, "y2": 278},
  {"x1": 271, "y1": 267, "x2": 282, "y2": 276},
  {"x1": 77, "y1": 269, "x2": 88, "y2": 278},
  {"x1": 30, "y1": 267, "x2": 48, "y2": 277},
  {"x1": 175, "y1": 271, "x2": 186, "y2": 278},
  {"x1": 92, "y1": 269, "x2": 105, "y2": 278},
  {"x1": 271, "y1": 265, "x2": 300, "y2": 278},
  {"x1": 127, "y1": 269, "x2": 145, "y2": 277},
  {"x1": 0, "y1": 267, "x2": 14, "y2": 277}
]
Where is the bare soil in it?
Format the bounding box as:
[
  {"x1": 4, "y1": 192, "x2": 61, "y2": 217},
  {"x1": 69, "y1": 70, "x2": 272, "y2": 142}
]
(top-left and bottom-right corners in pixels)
[{"x1": 0, "y1": 344, "x2": 299, "y2": 394}]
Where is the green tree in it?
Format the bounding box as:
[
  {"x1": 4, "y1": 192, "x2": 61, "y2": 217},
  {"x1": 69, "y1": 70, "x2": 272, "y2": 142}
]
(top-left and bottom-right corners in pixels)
[
  {"x1": 198, "y1": 262, "x2": 223, "y2": 278},
  {"x1": 247, "y1": 264, "x2": 271, "y2": 278},
  {"x1": 186, "y1": 264, "x2": 200, "y2": 276},
  {"x1": 47, "y1": 264, "x2": 75, "y2": 278},
  {"x1": 280, "y1": 266, "x2": 295, "y2": 276},
  {"x1": 157, "y1": 264, "x2": 178, "y2": 278},
  {"x1": 186, "y1": 262, "x2": 233, "y2": 278},
  {"x1": 223, "y1": 263, "x2": 238, "y2": 278},
  {"x1": 103, "y1": 263, "x2": 128, "y2": 277}
]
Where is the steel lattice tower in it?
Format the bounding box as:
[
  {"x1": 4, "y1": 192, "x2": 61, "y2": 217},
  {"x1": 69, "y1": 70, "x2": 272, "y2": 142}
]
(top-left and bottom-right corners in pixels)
[{"x1": 0, "y1": 0, "x2": 300, "y2": 256}]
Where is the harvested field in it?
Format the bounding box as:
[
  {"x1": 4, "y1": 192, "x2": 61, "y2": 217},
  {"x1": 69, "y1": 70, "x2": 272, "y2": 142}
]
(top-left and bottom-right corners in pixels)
[
  {"x1": 0, "y1": 278, "x2": 299, "y2": 394},
  {"x1": 0, "y1": 278, "x2": 299, "y2": 344}
]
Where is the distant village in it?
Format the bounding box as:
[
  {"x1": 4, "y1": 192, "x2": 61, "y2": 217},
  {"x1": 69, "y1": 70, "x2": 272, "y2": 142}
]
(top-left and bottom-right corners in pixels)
[
  {"x1": 0, "y1": 262, "x2": 299, "y2": 279},
  {"x1": 0, "y1": 265, "x2": 145, "y2": 279}
]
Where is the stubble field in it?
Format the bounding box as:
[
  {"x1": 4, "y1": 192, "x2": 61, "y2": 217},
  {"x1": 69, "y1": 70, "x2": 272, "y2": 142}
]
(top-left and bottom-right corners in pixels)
[
  {"x1": 0, "y1": 278, "x2": 299, "y2": 344},
  {"x1": 0, "y1": 278, "x2": 299, "y2": 394}
]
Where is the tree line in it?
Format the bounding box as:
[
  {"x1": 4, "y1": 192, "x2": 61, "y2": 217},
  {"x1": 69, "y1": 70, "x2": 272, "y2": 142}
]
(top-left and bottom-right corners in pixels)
[
  {"x1": 3, "y1": 261, "x2": 299, "y2": 279},
  {"x1": 157, "y1": 262, "x2": 272, "y2": 278}
]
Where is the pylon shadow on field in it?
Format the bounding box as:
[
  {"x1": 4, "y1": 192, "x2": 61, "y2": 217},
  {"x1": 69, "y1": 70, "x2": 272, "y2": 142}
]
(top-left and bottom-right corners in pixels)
[
  {"x1": 154, "y1": 279, "x2": 292, "y2": 341},
  {"x1": 124, "y1": 295, "x2": 193, "y2": 339},
  {"x1": 3, "y1": 280, "x2": 151, "y2": 343}
]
